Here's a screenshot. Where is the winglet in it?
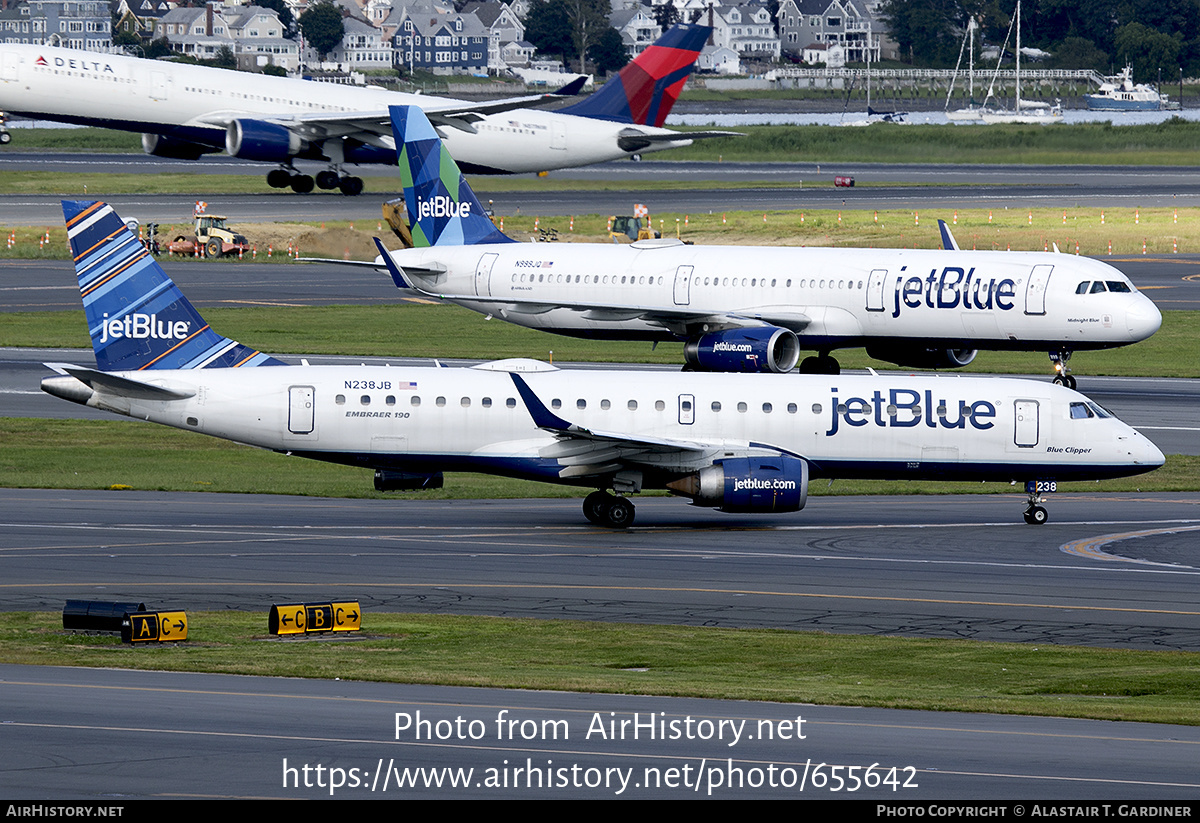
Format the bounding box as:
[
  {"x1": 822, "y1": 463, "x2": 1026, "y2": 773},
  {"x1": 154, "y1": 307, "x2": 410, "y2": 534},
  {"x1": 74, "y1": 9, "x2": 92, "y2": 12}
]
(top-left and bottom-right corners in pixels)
[
  {"x1": 373, "y1": 237, "x2": 410, "y2": 288},
  {"x1": 937, "y1": 219, "x2": 960, "y2": 251},
  {"x1": 551, "y1": 75, "x2": 587, "y2": 96},
  {"x1": 510, "y1": 373, "x2": 574, "y2": 432},
  {"x1": 62, "y1": 200, "x2": 284, "y2": 371},
  {"x1": 389, "y1": 105, "x2": 515, "y2": 248}
]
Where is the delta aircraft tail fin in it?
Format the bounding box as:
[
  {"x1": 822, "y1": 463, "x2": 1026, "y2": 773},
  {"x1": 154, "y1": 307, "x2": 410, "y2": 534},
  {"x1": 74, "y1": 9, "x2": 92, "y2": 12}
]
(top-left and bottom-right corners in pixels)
[
  {"x1": 559, "y1": 24, "x2": 711, "y2": 127},
  {"x1": 62, "y1": 200, "x2": 283, "y2": 371},
  {"x1": 389, "y1": 106, "x2": 516, "y2": 248}
]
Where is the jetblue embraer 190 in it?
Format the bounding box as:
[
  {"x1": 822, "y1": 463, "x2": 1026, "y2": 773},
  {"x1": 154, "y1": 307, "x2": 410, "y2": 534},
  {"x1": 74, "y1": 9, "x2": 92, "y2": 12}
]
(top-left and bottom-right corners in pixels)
[
  {"x1": 358, "y1": 105, "x2": 1161, "y2": 384},
  {"x1": 0, "y1": 25, "x2": 728, "y2": 194},
  {"x1": 43, "y1": 199, "x2": 1163, "y2": 527}
]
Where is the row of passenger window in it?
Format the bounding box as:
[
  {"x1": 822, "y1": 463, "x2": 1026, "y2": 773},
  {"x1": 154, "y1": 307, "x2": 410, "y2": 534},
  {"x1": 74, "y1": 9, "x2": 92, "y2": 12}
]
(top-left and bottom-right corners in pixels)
[{"x1": 510, "y1": 273, "x2": 867, "y2": 291}]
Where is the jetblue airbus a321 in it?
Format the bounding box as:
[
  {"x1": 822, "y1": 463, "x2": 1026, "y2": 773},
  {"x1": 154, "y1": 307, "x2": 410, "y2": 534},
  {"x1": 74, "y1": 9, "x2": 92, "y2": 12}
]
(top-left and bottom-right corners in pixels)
[
  {"x1": 356, "y1": 106, "x2": 1161, "y2": 385},
  {"x1": 43, "y1": 200, "x2": 1163, "y2": 527}
]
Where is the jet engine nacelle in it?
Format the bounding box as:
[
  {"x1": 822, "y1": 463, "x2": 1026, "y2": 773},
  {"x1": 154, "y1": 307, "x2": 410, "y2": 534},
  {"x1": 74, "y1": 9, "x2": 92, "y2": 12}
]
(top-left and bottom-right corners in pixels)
[
  {"x1": 225, "y1": 119, "x2": 303, "y2": 162},
  {"x1": 373, "y1": 469, "x2": 444, "y2": 492},
  {"x1": 666, "y1": 456, "x2": 809, "y2": 513},
  {"x1": 683, "y1": 327, "x2": 801, "y2": 373},
  {"x1": 866, "y1": 344, "x2": 978, "y2": 370},
  {"x1": 141, "y1": 133, "x2": 221, "y2": 160}
]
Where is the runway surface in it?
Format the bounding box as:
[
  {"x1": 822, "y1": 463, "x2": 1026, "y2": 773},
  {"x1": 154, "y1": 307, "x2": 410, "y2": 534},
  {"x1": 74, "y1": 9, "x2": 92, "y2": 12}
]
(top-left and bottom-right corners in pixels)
[
  {"x1": 5, "y1": 157, "x2": 1200, "y2": 224},
  {"x1": 4, "y1": 488, "x2": 1199, "y2": 649},
  {"x1": 8, "y1": 663, "x2": 1200, "y2": 799},
  {"x1": 4, "y1": 488, "x2": 1200, "y2": 799}
]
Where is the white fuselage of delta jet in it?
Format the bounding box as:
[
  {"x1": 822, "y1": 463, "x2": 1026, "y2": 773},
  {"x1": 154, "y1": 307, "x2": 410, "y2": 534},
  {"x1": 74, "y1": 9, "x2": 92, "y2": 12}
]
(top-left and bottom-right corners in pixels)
[
  {"x1": 390, "y1": 241, "x2": 1162, "y2": 350},
  {"x1": 46, "y1": 361, "x2": 1163, "y2": 488},
  {"x1": 0, "y1": 45, "x2": 690, "y2": 172}
]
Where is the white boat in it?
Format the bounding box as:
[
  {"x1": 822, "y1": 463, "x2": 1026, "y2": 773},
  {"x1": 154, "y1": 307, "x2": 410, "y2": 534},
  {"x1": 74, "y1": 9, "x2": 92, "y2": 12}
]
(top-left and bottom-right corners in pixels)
[
  {"x1": 978, "y1": 2, "x2": 1062, "y2": 125},
  {"x1": 1085, "y1": 66, "x2": 1172, "y2": 111}
]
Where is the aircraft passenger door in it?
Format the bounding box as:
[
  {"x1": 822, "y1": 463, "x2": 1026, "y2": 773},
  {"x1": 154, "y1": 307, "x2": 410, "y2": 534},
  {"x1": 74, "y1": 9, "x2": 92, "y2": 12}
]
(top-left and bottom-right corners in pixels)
[
  {"x1": 475, "y1": 252, "x2": 498, "y2": 297},
  {"x1": 673, "y1": 265, "x2": 693, "y2": 306},
  {"x1": 678, "y1": 394, "x2": 695, "y2": 425},
  {"x1": 1025, "y1": 265, "x2": 1053, "y2": 316},
  {"x1": 288, "y1": 386, "x2": 315, "y2": 435},
  {"x1": 1013, "y1": 399, "x2": 1039, "y2": 448},
  {"x1": 866, "y1": 269, "x2": 887, "y2": 312},
  {"x1": 2, "y1": 51, "x2": 19, "y2": 82},
  {"x1": 550, "y1": 121, "x2": 567, "y2": 150},
  {"x1": 150, "y1": 71, "x2": 168, "y2": 101}
]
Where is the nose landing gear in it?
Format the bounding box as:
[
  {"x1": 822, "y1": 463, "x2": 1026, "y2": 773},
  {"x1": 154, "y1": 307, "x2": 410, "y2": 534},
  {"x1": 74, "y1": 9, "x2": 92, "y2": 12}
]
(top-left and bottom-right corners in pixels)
[{"x1": 1050, "y1": 350, "x2": 1076, "y2": 390}]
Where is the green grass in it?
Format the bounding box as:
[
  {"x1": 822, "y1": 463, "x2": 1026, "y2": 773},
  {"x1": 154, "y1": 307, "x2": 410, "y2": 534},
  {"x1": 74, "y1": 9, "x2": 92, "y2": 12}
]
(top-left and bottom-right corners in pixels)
[
  {"x1": 3, "y1": 611, "x2": 1199, "y2": 724},
  {"x1": 0, "y1": 417, "x2": 1192, "y2": 497},
  {"x1": 5, "y1": 304, "x2": 1197, "y2": 378}
]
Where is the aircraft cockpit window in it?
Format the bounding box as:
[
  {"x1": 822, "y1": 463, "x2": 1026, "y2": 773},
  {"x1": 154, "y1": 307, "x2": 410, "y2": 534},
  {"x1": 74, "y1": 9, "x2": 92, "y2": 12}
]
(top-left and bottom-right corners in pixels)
[
  {"x1": 1088, "y1": 402, "x2": 1114, "y2": 418},
  {"x1": 1090, "y1": 281, "x2": 1108, "y2": 294},
  {"x1": 1106, "y1": 281, "x2": 1132, "y2": 293},
  {"x1": 1076, "y1": 282, "x2": 1089, "y2": 294},
  {"x1": 1070, "y1": 402, "x2": 1094, "y2": 419}
]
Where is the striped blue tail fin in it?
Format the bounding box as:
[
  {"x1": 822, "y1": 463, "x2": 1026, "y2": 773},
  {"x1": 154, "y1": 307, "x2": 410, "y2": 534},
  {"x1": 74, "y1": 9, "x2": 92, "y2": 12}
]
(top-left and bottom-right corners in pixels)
[
  {"x1": 389, "y1": 106, "x2": 515, "y2": 248},
  {"x1": 62, "y1": 200, "x2": 284, "y2": 371}
]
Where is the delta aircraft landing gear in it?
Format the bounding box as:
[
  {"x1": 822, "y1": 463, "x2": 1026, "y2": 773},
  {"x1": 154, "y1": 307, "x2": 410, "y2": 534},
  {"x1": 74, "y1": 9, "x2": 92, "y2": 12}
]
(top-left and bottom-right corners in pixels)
[
  {"x1": 583, "y1": 490, "x2": 635, "y2": 528},
  {"x1": 1050, "y1": 350, "x2": 1077, "y2": 390},
  {"x1": 266, "y1": 166, "x2": 364, "y2": 195}
]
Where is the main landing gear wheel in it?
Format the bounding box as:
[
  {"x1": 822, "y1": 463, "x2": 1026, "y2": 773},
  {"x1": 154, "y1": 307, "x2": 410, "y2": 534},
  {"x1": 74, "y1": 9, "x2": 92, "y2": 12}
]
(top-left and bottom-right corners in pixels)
[
  {"x1": 338, "y1": 176, "x2": 364, "y2": 196},
  {"x1": 582, "y1": 491, "x2": 635, "y2": 528},
  {"x1": 315, "y1": 170, "x2": 340, "y2": 190},
  {"x1": 267, "y1": 168, "x2": 292, "y2": 188},
  {"x1": 1023, "y1": 505, "x2": 1048, "y2": 525},
  {"x1": 799, "y1": 354, "x2": 840, "y2": 375},
  {"x1": 290, "y1": 174, "x2": 314, "y2": 194}
]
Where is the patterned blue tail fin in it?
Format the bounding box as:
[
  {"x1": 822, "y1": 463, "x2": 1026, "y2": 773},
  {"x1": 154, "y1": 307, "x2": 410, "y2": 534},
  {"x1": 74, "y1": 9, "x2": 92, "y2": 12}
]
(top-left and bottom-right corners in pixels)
[
  {"x1": 389, "y1": 106, "x2": 515, "y2": 248},
  {"x1": 62, "y1": 200, "x2": 284, "y2": 371}
]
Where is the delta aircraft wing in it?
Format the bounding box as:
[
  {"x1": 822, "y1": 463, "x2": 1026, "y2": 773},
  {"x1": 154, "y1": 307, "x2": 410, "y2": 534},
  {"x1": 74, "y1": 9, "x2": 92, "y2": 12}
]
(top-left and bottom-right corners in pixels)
[
  {"x1": 0, "y1": 24, "x2": 733, "y2": 194},
  {"x1": 353, "y1": 106, "x2": 1161, "y2": 385},
  {"x1": 43, "y1": 199, "x2": 1163, "y2": 527}
]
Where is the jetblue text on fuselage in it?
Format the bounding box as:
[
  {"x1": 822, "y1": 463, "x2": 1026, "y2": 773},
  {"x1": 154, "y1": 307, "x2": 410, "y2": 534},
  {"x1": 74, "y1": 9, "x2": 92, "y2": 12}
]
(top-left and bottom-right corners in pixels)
[
  {"x1": 417, "y1": 195, "x2": 471, "y2": 220},
  {"x1": 892, "y1": 267, "x2": 1017, "y2": 318},
  {"x1": 98, "y1": 312, "x2": 190, "y2": 344},
  {"x1": 825, "y1": 387, "x2": 997, "y2": 436}
]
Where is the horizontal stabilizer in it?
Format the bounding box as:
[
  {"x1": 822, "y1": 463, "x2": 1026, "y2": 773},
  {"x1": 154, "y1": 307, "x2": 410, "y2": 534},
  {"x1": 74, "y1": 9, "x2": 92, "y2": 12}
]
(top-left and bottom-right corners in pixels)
[{"x1": 44, "y1": 364, "x2": 196, "y2": 400}]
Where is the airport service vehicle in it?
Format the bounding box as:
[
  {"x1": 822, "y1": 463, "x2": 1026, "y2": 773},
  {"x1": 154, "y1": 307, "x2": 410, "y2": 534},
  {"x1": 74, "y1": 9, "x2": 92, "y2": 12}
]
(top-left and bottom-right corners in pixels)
[
  {"x1": 165, "y1": 212, "x2": 251, "y2": 258},
  {"x1": 334, "y1": 106, "x2": 1161, "y2": 386},
  {"x1": 0, "y1": 25, "x2": 729, "y2": 194},
  {"x1": 43, "y1": 200, "x2": 1163, "y2": 528}
]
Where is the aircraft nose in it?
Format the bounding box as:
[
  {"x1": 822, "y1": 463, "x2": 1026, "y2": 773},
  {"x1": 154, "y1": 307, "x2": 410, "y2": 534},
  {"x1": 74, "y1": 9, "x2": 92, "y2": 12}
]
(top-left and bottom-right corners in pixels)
[
  {"x1": 1129, "y1": 430, "x2": 1166, "y2": 468},
  {"x1": 1126, "y1": 297, "x2": 1162, "y2": 341}
]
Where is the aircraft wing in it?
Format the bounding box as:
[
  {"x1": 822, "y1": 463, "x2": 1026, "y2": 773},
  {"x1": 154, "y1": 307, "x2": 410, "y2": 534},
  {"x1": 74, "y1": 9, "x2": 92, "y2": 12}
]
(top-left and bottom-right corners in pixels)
[
  {"x1": 191, "y1": 84, "x2": 588, "y2": 142},
  {"x1": 510, "y1": 373, "x2": 721, "y2": 478}
]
